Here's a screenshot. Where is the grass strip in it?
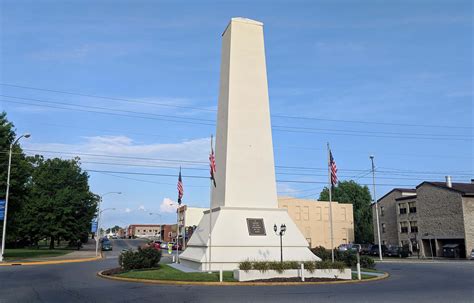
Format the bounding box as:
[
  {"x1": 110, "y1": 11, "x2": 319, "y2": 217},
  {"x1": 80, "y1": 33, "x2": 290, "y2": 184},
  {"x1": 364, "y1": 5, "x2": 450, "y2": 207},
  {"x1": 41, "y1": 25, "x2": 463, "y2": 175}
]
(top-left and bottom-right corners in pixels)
[
  {"x1": 351, "y1": 273, "x2": 376, "y2": 280},
  {"x1": 117, "y1": 265, "x2": 236, "y2": 282},
  {"x1": 4, "y1": 248, "x2": 73, "y2": 260}
]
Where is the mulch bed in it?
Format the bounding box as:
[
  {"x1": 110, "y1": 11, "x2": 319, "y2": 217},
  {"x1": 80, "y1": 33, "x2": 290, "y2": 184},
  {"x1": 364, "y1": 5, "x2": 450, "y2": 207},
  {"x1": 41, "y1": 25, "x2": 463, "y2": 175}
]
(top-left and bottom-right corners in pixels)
[
  {"x1": 246, "y1": 277, "x2": 343, "y2": 282},
  {"x1": 101, "y1": 267, "x2": 125, "y2": 275}
]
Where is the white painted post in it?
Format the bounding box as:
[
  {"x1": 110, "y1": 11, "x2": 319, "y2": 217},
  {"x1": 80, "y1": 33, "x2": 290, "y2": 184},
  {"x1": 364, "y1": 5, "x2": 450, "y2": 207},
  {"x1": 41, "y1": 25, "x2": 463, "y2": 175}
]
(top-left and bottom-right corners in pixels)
[
  {"x1": 172, "y1": 255, "x2": 175, "y2": 263},
  {"x1": 219, "y1": 268, "x2": 223, "y2": 282},
  {"x1": 357, "y1": 252, "x2": 361, "y2": 280},
  {"x1": 301, "y1": 263, "x2": 305, "y2": 282}
]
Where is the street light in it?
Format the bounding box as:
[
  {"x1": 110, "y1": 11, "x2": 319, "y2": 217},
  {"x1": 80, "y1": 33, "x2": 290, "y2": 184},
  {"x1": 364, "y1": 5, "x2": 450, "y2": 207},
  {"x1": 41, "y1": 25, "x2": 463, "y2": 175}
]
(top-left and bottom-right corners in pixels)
[
  {"x1": 274, "y1": 223, "x2": 286, "y2": 263},
  {"x1": 95, "y1": 192, "x2": 121, "y2": 257},
  {"x1": 370, "y1": 155, "x2": 383, "y2": 261},
  {"x1": 1, "y1": 133, "x2": 31, "y2": 262}
]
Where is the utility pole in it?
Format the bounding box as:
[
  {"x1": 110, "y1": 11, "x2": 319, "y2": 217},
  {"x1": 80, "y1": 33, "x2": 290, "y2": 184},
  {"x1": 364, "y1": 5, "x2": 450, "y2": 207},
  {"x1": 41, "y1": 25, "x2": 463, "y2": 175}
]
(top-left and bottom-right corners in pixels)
[
  {"x1": 370, "y1": 155, "x2": 383, "y2": 261},
  {"x1": 1, "y1": 133, "x2": 30, "y2": 262}
]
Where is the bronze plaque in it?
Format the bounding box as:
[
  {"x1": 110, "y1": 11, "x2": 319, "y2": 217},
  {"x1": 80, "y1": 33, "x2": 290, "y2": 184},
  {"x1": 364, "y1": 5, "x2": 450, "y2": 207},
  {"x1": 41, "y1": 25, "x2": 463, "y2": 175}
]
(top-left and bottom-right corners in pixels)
[{"x1": 246, "y1": 218, "x2": 266, "y2": 236}]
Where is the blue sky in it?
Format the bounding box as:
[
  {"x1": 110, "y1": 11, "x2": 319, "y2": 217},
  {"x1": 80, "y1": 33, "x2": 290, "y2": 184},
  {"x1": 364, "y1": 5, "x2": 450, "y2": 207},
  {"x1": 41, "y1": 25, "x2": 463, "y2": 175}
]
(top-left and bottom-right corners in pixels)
[{"x1": 1, "y1": 0, "x2": 472, "y2": 228}]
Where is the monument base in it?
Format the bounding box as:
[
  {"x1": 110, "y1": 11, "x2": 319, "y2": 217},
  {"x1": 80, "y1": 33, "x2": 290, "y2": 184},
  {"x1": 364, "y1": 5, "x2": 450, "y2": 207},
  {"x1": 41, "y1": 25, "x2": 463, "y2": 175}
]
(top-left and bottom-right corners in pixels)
[{"x1": 179, "y1": 207, "x2": 320, "y2": 271}]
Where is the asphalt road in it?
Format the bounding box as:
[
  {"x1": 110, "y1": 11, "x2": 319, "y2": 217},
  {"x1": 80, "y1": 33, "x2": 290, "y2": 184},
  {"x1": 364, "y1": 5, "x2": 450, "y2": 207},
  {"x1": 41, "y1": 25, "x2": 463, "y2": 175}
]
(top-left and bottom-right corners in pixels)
[{"x1": 0, "y1": 239, "x2": 473, "y2": 303}]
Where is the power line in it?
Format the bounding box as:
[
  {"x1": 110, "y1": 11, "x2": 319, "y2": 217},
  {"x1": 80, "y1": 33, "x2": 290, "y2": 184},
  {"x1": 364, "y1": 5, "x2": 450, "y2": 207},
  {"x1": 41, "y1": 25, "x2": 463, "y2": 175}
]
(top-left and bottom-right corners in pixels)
[
  {"x1": 0, "y1": 83, "x2": 216, "y2": 113},
  {"x1": 3, "y1": 96, "x2": 472, "y2": 141},
  {"x1": 9, "y1": 149, "x2": 472, "y2": 176},
  {"x1": 2, "y1": 82, "x2": 472, "y2": 130}
]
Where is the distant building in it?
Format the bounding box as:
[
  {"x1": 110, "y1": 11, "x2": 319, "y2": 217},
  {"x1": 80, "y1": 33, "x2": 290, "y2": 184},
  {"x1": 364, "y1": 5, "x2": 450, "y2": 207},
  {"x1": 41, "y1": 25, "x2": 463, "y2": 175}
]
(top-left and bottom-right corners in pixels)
[
  {"x1": 178, "y1": 199, "x2": 354, "y2": 249},
  {"x1": 373, "y1": 178, "x2": 474, "y2": 259},
  {"x1": 127, "y1": 224, "x2": 161, "y2": 239},
  {"x1": 372, "y1": 188, "x2": 416, "y2": 247},
  {"x1": 278, "y1": 197, "x2": 354, "y2": 248}
]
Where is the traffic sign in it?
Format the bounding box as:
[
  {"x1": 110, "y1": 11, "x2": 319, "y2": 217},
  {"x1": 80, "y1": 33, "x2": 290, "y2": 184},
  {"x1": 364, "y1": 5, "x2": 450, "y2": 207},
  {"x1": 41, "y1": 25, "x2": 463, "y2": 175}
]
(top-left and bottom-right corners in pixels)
[
  {"x1": 0, "y1": 199, "x2": 5, "y2": 221},
  {"x1": 91, "y1": 220, "x2": 98, "y2": 233}
]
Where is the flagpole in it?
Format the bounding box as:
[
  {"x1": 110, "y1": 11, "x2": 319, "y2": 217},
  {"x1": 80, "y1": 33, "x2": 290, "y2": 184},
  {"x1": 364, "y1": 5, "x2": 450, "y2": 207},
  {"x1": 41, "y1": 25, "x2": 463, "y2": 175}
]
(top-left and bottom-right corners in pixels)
[
  {"x1": 208, "y1": 135, "x2": 213, "y2": 272},
  {"x1": 176, "y1": 205, "x2": 180, "y2": 263},
  {"x1": 327, "y1": 142, "x2": 335, "y2": 263}
]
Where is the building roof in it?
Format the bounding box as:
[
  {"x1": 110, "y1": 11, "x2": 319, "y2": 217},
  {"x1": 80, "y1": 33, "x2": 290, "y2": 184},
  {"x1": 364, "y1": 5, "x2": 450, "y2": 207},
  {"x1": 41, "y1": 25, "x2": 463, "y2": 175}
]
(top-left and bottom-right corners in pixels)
[
  {"x1": 417, "y1": 182, "x2": 474, "y2": 195},
  {"x1": 395, "y1": 195, "x2": 417, "y2": 201},
  {"x1": 377, "y1": 188, "x2": 416, "y2": 203},
  {"x1": 128, "y1": 224, "x2": 161, "y2": 227}
]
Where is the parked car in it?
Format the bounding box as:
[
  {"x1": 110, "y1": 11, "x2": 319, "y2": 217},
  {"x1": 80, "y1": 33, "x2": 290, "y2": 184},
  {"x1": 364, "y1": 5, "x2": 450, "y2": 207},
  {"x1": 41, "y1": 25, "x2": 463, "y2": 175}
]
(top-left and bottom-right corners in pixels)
[
  {"x1": 470, "y1": 249, "x2": 474, "y2": 260},
  {"x1": 360, "y1": 244, "x2": 373, "y2": 255},
  {"x1": 160, "y1": 242, "x2": 168, "y2": 249},
  {"x1": 351, "y1": 244, "x2": 362, "y2": 253},
  {"x1": 337, "y1": 244, "x2": 351, "y2": 252},
  {"x1": 369, "y1": 244, "x2": 388, "y2": 256},
  {"x1": 172, "y1": 243, "x2": 183, "y2": 251},
  {"x1": 101, "y1": 241, "x2": 112, "y2": 251},
  {"x1": 384, "y1": 246, "x2": 409, "y2": 258},
  {"x1": 338, "y1": 243, "x2": 361, "y2": 253}
]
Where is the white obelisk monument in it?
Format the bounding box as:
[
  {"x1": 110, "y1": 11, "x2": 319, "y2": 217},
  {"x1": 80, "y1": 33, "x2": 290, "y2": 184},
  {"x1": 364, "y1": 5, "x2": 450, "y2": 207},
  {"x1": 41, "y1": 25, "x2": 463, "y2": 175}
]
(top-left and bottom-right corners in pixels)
[{"x1": 180, "y1": 17, "x2": 319, "y2": 271}]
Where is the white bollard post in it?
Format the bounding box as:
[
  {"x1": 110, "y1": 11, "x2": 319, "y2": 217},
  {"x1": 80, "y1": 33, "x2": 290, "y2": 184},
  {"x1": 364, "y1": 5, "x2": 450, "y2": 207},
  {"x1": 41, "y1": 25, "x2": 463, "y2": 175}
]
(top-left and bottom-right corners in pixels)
[
  {"x1": 219, "y1": 269, "x2": 223, "y2": 282},
  {"x1": 301, "y1": 263, "x2": 305, "y2": 282},
  {"x1": 172, "y1": 255, "x2": 176, "y2": 263},
  {"x1": 357, "y1": 252, "x2": 361, "y2": 280}
]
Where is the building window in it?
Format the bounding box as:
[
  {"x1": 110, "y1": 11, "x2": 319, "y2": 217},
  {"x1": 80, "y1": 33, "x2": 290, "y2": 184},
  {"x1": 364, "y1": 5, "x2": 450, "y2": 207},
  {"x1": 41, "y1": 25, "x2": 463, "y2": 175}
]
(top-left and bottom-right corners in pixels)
[
  {"x1": 399, "y1": 204, "x2": 407, "y2": 215},
  {"x1": 409, "y1": 202, "x2": 416, "y2": 213},
  {"x1": 400, "y1": 221, "x2": 408, "y2": 233},
  {"x1": 382, "y1": 223, "x2": 386, "y2": 233},
  {"x1": 381, "y1": 206, "x2": 384, "y2": 217},
  {"x1": 410, "y1": 221, "x2": 418, "y2": 233}
]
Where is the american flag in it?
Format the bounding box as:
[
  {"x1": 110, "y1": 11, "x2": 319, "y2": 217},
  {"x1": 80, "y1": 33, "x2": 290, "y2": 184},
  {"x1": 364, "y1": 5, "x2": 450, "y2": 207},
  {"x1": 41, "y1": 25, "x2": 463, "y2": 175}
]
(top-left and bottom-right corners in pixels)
[
  {"x1": 177, "y1": 167, "x2": 183, "y2": 205},
  {"x1": 329, "y1": 150, "x2": 338, "y2": 186},
  {"x1": 209, "y1": 135, "x2": 216, "y2": 187}
]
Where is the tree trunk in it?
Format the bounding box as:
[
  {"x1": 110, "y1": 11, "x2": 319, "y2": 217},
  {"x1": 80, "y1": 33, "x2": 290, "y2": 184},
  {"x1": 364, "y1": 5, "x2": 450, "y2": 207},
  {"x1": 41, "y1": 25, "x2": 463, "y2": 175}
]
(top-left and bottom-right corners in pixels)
[
  {"x1": 49, "y1": 236, "x2": 55, "y2": 249},
  {"x1": 57, "y1": 238, "x2": 60, "y2": 246}
]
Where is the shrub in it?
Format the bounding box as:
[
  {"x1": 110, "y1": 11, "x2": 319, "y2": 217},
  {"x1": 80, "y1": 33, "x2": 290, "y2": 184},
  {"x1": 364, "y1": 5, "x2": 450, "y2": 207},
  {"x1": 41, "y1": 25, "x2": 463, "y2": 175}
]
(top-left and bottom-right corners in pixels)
[
  {"x1": 119, "y1": 247, "x2": 162, "y2": 271},
  {"x1": 239, "y1": 260, "x2": 252, "y2": 272},
  {"x1": 315, "y1": 260, "x2": 346, "y2": 273},
  {"x1": 360, "y1": 256, "x2": 375, "y2": 269},
  {"x1": 252, "y1": 261, "x2": 270, "y2": 273},
  {"x1": 311, "y1": 246, "x2": 331, "y2": 261},
  {"x1": 268, "y1": 261, "x2": 285, "y2": 273},
  {"x1": 303, "y1": 261, "x2": 316, "y2": 273},
  {"x1": 337, "y1": 250, "x2": 358, "y2": 267}
]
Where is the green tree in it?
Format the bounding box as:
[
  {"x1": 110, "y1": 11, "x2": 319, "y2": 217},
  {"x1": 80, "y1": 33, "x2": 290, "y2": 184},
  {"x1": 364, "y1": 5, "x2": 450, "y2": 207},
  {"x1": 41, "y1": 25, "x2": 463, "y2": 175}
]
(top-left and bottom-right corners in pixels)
[
  {"x1": 0, "y1": 112, "x2": 33, "y2": 246},
  {"x1": 24, "y1": 157, "x2": 99, "y2": 248},
  {"x1": 319, "y1": 180, "x2": 373, "y2": 244}
]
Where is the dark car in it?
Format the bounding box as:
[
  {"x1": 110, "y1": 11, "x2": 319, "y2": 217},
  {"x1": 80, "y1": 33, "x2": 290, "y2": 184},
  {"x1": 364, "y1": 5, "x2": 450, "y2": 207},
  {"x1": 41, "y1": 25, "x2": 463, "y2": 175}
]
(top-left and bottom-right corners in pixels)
[
  {"x1": 101, "y1": 241, "x2": 112, "y2": 251},
  {"x1": 360, "y1": 244, "x2": 372, "y2": 255},
  {"x1": 369, "y1": 244, "x2": 388, "y2": 256},
  {"x1": 385, "y1": 246, "x2": 409, "y2": 258}
]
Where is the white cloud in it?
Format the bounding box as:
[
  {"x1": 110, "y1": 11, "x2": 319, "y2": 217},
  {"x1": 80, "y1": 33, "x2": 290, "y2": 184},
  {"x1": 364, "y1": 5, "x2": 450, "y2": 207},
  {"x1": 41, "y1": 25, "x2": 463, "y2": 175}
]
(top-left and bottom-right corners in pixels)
[
  {"x1": 160, "y1": 198, "x2": 177, "y2": 213},
  {"x1": 23, "y1": 135, "x2": 210, "y2": 168},
  {"x1": 138, "y1": 205, "x2": 147, "y2": 212},
  {"x1": 125, "y1": 208, "x2": 131, "y2": 213}
]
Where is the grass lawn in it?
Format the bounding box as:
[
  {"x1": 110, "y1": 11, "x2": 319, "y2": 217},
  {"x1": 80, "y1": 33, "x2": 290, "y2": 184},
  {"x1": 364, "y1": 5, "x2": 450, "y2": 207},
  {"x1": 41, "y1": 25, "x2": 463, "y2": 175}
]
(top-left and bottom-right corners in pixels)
[
  {"x1": 4, "y1": 248, "x2": 73, "y2": 260},
  {"x1": 118, "y1": 265, "x2": 236, "y2": 282},
  {"x1": 359, "y1": 268, "x2": 384, "y2": 274},
  {"x1": 351, "y1": 273, "x2": 377, "y2": 280}
]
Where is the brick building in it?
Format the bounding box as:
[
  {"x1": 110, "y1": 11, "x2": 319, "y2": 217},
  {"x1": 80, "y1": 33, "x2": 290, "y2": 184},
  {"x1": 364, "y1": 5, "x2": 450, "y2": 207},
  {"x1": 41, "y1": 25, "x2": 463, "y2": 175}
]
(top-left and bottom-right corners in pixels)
[
  {"x1": 373, "y1": 178, "x2": 474, "y2": 259},
  {"x1": 127, "y1": 224, "x2": 161, "y2": 239}
]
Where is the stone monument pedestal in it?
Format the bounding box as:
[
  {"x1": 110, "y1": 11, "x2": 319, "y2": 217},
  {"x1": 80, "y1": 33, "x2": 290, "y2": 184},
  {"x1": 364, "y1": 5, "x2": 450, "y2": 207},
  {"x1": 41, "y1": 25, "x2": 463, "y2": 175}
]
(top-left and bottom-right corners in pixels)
[{"x1": 180, "y1": 207, "x2": 319, "y2": 271}]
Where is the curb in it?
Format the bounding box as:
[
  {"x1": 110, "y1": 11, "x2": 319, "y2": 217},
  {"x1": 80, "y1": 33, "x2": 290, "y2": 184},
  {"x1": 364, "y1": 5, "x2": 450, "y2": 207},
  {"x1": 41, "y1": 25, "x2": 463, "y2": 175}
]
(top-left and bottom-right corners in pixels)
[
  {"x1": 97, "y1": 270, "x2": 389, "y2": 286},
  {"x1": 0, "y1": 255, "x2": 102, "y2": 266}
]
